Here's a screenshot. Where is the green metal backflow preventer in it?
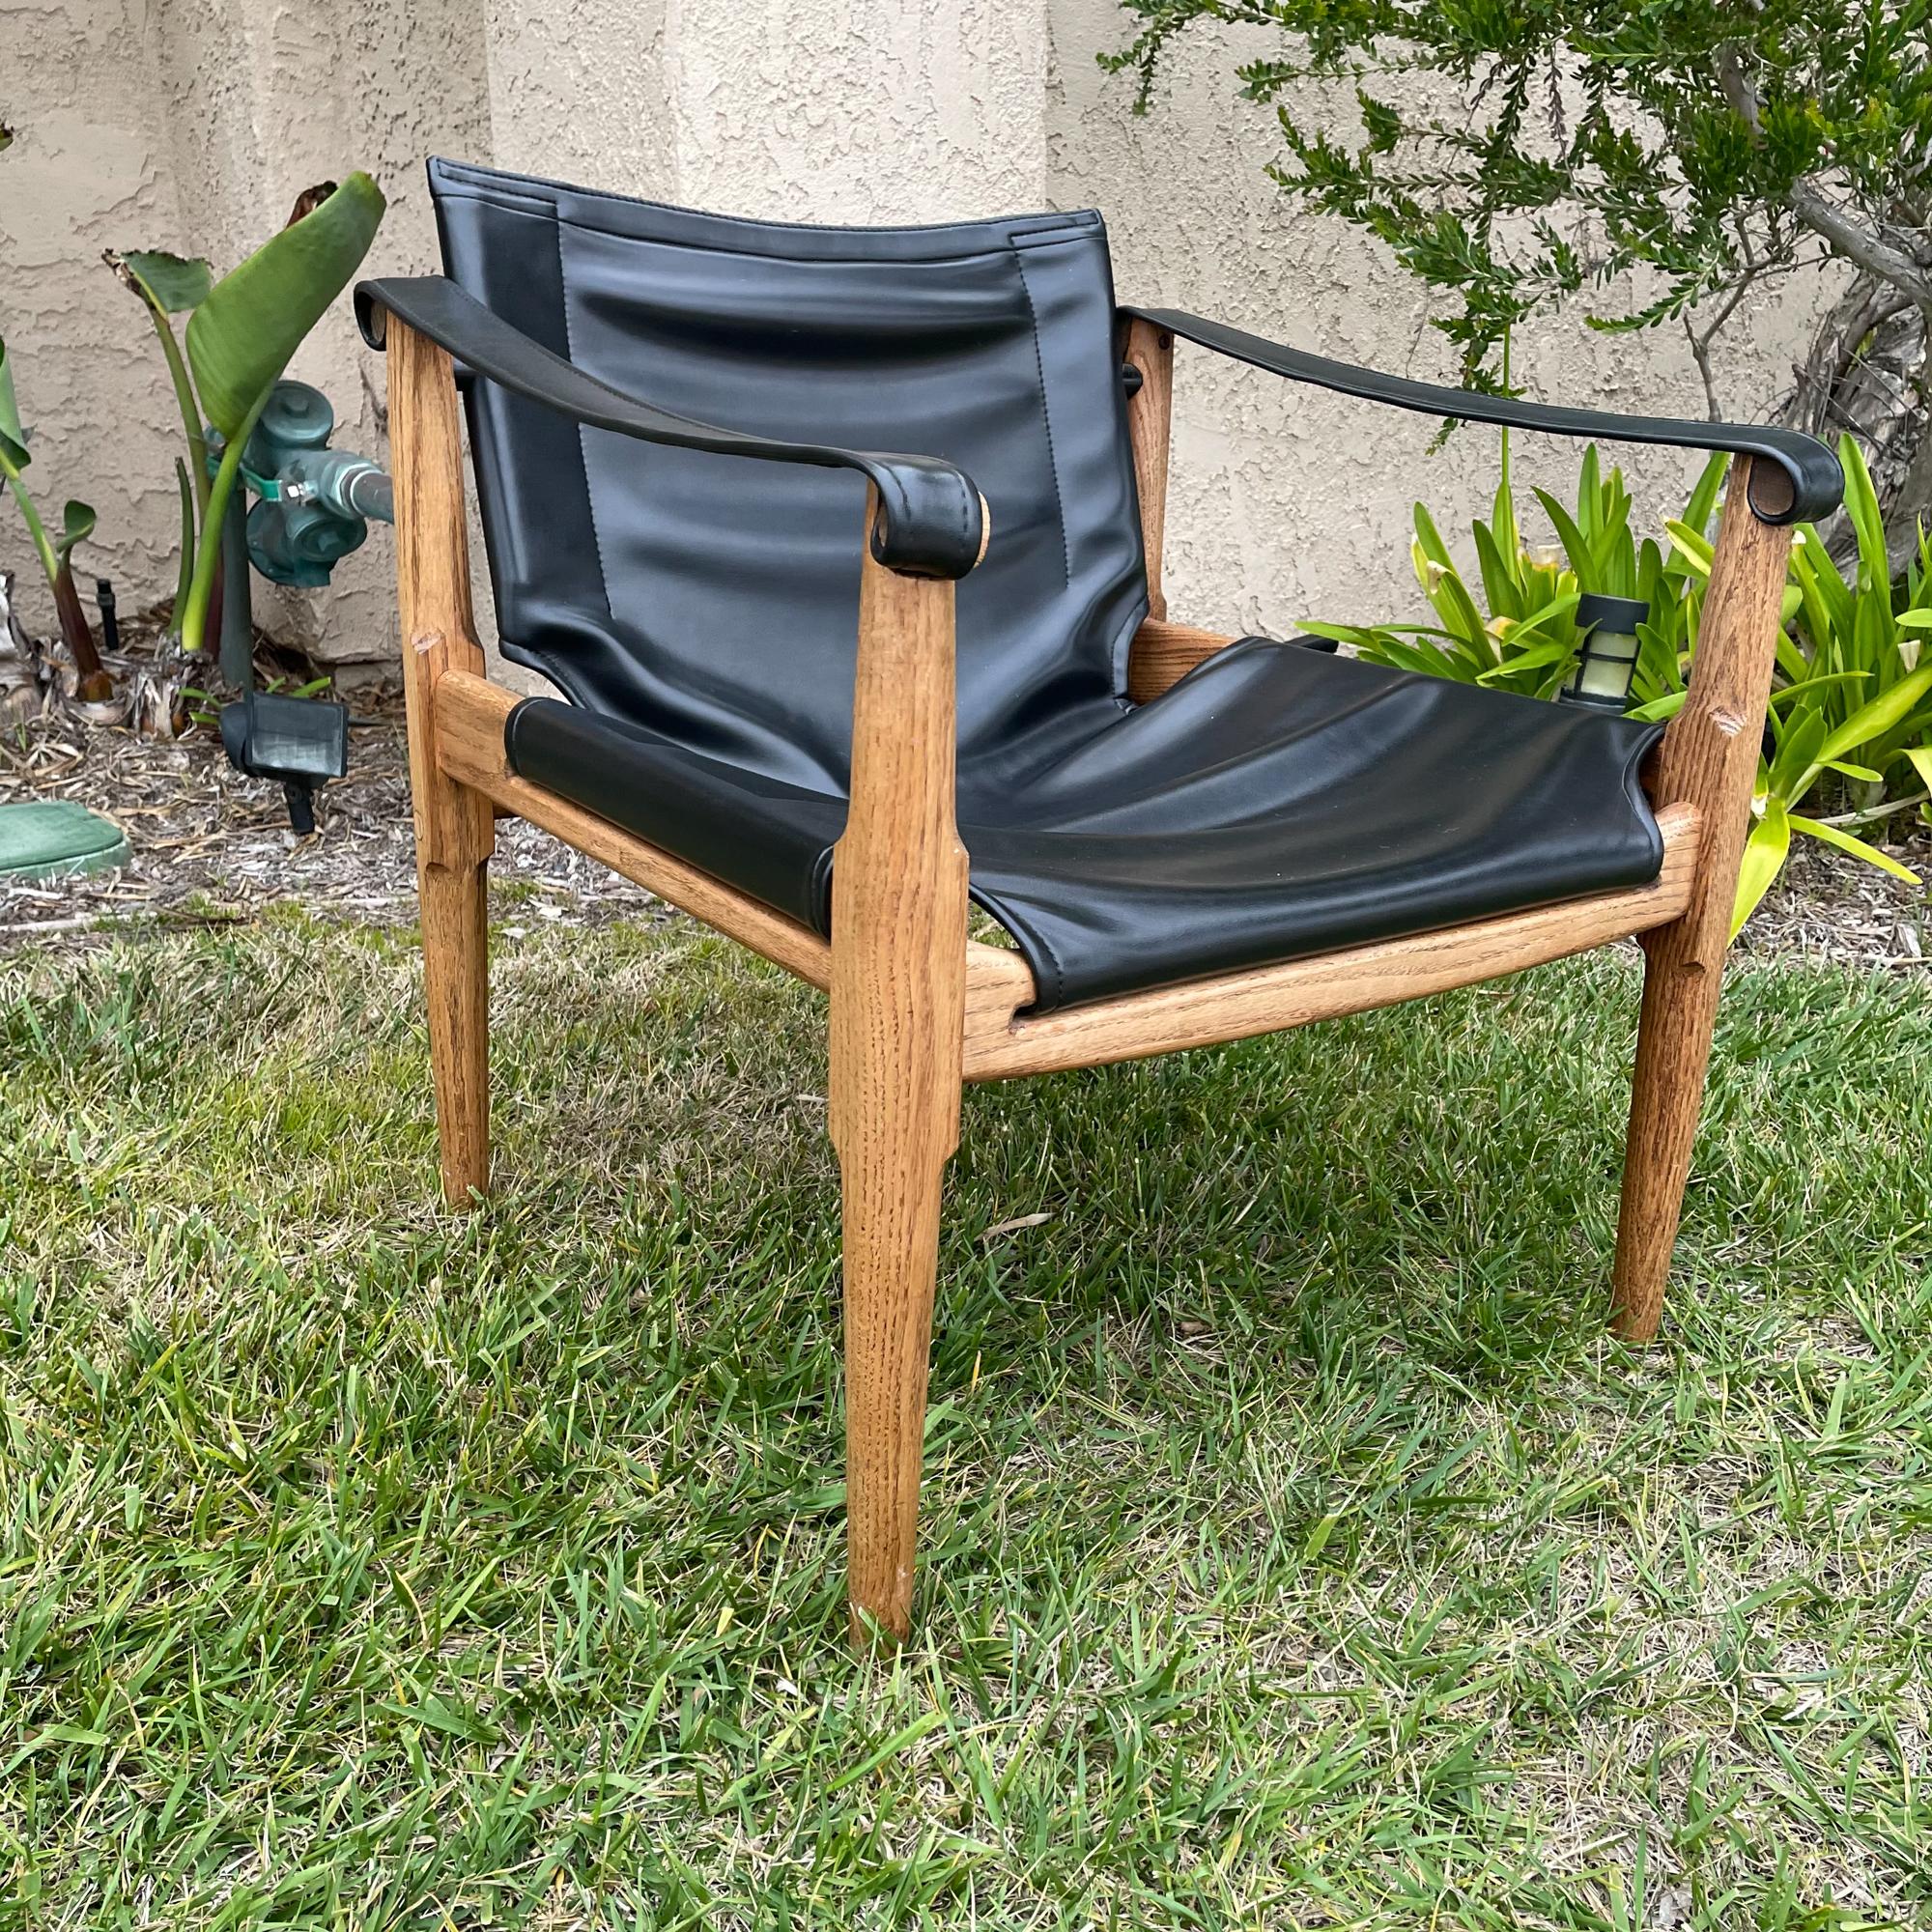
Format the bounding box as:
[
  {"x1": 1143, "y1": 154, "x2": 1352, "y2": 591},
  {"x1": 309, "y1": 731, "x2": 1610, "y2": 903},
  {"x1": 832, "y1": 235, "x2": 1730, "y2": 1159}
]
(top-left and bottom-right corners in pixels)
[{"x1": 213, "y1": 379, "x2": 395, "y2": 832}]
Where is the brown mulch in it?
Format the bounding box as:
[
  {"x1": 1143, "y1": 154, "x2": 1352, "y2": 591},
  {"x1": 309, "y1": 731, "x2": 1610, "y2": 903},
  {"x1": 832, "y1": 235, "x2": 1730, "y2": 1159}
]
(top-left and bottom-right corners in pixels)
[
  {"x1": 2, "y1": 692, "x2": 1928, "y2": 971},
  {"x1": 0, "y1": 695, "x2": 669, "y2": 947}
]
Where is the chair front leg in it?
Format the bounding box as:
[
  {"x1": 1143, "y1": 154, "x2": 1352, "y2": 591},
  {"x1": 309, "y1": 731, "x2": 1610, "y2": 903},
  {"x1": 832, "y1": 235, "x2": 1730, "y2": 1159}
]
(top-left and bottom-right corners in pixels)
[
  {"x1": 1611, "y1": 457, "x2": 1794, "y2": 1340},
  {"x1": 830, "y1": 494, "x2": 971, "y2": 1646},
  {"x1": 387, "y1": 318, "x2": 497, "y2": 1207}
]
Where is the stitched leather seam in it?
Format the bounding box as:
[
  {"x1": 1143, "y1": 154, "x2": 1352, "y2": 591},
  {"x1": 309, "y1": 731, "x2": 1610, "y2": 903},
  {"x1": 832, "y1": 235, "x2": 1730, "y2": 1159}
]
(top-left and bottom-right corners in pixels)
[
  {"x1": 434, "y1": 166, "x2": 1099, "y2": 250},
  {"x1": 552, "y1": 216, "x2": 618, "y2": 630},
  {"x1": 439, "y1": 195, "x2": 1083, "y2": 270},
  {"x1": 1011, "y1": 248, "x2": 1072, "y2": 593}
]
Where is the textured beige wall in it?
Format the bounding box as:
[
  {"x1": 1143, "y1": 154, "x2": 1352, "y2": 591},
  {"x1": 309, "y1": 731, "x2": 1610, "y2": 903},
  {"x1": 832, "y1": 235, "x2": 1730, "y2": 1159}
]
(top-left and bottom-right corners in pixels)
[
  {"x1": 1, "y1": 0, "x2": 487, "y2": 661},
  {"x1": 2, "y1": 0, "x2": 188, "y2": 639},
  {"x1": 3, "y1": 0, "x2": 1820, "y2": 668}
]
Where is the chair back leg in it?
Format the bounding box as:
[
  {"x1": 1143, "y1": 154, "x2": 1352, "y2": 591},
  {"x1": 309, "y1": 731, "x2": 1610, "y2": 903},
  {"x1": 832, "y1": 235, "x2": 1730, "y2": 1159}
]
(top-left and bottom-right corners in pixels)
[
  {"x1": 830, "y1": 499, "x2": 971, "y2": 1644},
  {"x1": 1611, "y1": 459, "x2": 1793, "y2": 1340},
  {"x1": 388, "y1": 319, "x2": 497, "y2": 1206},
  {"x1": 417, "y1": 850, "x2": 491, "y2": 1204}
]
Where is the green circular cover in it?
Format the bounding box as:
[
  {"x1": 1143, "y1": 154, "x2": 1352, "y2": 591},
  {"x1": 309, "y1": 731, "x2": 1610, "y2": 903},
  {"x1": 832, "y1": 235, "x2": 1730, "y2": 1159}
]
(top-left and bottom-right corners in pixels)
[{"x1": 0, "y1": 800, "x2": 132, "y2": 882}]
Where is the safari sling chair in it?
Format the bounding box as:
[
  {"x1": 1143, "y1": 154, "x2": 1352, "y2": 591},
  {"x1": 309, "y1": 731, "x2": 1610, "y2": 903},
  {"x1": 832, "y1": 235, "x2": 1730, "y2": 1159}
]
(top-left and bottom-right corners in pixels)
[{"x1": 355, "y1": 158, "x2": 1841, "y2": 1644}]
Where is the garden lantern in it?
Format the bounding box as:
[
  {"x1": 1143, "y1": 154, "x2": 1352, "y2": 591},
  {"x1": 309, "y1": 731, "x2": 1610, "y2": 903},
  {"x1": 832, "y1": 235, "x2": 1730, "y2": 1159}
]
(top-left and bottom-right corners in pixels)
[{"x1": 1564, "y1": 592, "x2": 1648, "y2": 713}]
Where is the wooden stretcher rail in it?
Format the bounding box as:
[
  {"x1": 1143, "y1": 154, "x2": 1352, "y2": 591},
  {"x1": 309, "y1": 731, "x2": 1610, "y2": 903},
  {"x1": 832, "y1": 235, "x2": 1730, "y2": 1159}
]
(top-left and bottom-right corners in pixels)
[
  {"x1": 960, "y1": 803, "x2": 1702, "y2": 1081},
  {"x1": 431, "y1": 664, "x2": 1699, "y2": 1088},
  {"x1": 434, "y1": 666, "x2": 837, "y2": 988},
  {"x1": 1125, "y1": 618, "x2": 1237, "y2": 702}
]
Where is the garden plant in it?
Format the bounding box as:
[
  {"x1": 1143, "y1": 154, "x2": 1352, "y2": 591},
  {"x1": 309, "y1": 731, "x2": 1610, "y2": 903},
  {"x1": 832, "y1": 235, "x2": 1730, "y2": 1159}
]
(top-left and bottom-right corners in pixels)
[
  {"x1": 0, "y1": 336, "x2": 112, "y2": 703},
  {"x1": 104, "y1": 173, "x2": 386, "y2": 661},
  {"x1": 1309, "y1": 438, "x2": 1932, "y2": 929}
]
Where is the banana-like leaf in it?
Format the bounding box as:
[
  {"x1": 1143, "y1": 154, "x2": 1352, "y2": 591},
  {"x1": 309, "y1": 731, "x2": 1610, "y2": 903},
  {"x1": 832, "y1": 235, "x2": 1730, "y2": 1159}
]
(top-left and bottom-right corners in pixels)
[
  {"x1": 171, "y1": 459, "x2": 194, "y2": 631},
  {"x1": 0, "y1": 334, "x2": 29, "y2": 470},
  {"x1": 1731, "y1": 799, "x2": 1791, "y2": 938},
  {"x1": 185, "y1": 173, "x2": 385, "y2": 440},
  {"x1": 54, "y1": 500, "x2": 95, "y2": 563},
  {"x1": 1791, "y1": 812, "x2": 1921, "y2": 884},
  {"x1": 109, "y1": 248, "x2": 213, "y2": 316}
]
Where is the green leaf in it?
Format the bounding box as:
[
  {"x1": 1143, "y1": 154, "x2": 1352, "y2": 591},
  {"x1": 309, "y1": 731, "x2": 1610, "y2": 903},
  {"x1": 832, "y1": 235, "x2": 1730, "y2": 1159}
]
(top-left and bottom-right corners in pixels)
[
  {"x1": 1815, "y1": 665, "x2": 1932, "y2": 769},
  {"x1": 1839, "y1": 434, "x2": 1888, "y2": 591},
  {"x1": 1663, "y1": 520, "x2": 1714, "y2": 579},
  {"x1": 1411, "y1": 501, "x2": 1455, "y2": 572},
  {"x1": 1533, "y1": 487, "x2": 1595, "y2": 589},
  {"x1": 1471, "y1": 519, "x2": 1522, "y2": 621},
  {"x1": 1477, "y1": 637, "x2": 1571, "y2": 680},
  {"x1": 1767, "y1": 707, "x2": 1826, "y2": 804},
  {"x1": 0, "y1": 334, "x2": 28, "y2": 470},
  {"x1": 1509, "y1": 588, "x2": 1581, "y2": 638},
  {"x1": 1906, "y1": 745, "x2": 1932, "y2": 792},
  {"x1": 1821, "y1": 759, "x2": 1883, "y2": 782},
  {"x1": 1731, "y1": 801, "x2": 1791, "y2": 939},
  {"x1": 53, "y1": 500, "x2": 95, "y2": 564},
  {"x1": 185, "y1": 173, "x2": 385, "y2": 440},
  {"x1": 1682, "y1": 452, "x2": 1729, "y2": 541},
  {"x1": 1790, "y1": 813, "x2": 1921, "y2": 885},
  {"x1": 1895, "y1": 610, "x2": 1932, "y2": 631},
  {"x1": 108, "y1": 248, "x2": 213, "y2": 316},
  {"x1": 1628, "y1": 690, "x2": 1688, "y2": 724}
]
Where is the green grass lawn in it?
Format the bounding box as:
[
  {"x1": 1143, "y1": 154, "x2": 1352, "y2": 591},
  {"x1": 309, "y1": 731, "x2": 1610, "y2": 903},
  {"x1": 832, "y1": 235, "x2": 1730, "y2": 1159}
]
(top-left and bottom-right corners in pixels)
[{"x1": 3, "y1": 912, "x2": 1930, "y2": 1930}]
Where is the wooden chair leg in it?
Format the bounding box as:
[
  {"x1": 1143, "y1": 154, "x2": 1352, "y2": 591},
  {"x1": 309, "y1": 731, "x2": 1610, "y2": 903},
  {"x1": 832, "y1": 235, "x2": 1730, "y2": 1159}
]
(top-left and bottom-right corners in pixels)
[
  {"x1": 829, "y1": 495, "x2": 970, "y2": 1645},
  {"x1": 386, "y1": 317, "x2": 497, "y2": 1208},
  {"x1": 1610, "y1": 930, "x2": 1723, "y2": 1341},
  {"x1": 418, "y1": 851, "x2": 491, "y2": 1205},
  {"x1": 1610, "y1": 458, "x2": 1793, "y2": 1341},
  {"x1": 835, "y1": 1065, "x2": 954, "y2": 1644}
]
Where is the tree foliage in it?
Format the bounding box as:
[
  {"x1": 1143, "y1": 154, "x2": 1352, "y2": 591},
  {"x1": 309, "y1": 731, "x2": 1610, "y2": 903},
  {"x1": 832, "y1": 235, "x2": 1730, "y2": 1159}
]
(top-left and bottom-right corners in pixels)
[{"x1": 1105, "y1": 2, "x2": 1932, "y2": 555}]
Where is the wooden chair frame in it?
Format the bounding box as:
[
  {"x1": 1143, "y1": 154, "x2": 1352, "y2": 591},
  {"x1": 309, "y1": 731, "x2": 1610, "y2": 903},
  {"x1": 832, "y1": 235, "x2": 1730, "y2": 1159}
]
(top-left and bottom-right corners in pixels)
[{"x1": 385, "y1": 314, "x2": 1794, "y2": 1644}]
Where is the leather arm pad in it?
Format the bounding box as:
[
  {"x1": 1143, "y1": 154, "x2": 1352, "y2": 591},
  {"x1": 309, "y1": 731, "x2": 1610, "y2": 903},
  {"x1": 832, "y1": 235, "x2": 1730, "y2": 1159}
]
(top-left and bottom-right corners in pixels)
[
  {"x1": 357, "y1": 275, "x2": 986, "y2": 578},
  {"x1": 1123, "y1": 304, "x2": 1841, "y2": 526}
]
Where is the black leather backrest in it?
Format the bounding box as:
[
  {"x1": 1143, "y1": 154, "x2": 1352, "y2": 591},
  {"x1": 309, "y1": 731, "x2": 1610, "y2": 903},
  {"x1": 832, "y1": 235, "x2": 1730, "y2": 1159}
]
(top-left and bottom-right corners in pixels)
[{"x1": 430, "y1": 157, "x2": 1149, "y2": 792}]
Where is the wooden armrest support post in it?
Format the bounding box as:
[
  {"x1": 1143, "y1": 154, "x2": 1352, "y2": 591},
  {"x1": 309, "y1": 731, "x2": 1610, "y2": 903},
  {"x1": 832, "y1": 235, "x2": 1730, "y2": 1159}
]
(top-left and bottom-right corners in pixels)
[
  {"x1": 388, "y1": 317, "x2": 496, "y2": 1206},
  {"x1": 830, "y1": 488, "x2": 976, "y2": 1646},
  {"x1": 1611, "y1": 456, "x2": 1795, "y2": 1340}
]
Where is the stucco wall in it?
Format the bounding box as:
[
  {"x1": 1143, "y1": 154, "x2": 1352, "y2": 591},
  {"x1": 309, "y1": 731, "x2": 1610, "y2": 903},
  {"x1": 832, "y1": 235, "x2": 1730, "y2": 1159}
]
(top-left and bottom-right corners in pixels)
[{"x1": 3, "y1": 0, "x2": 1820, "y2": 673}]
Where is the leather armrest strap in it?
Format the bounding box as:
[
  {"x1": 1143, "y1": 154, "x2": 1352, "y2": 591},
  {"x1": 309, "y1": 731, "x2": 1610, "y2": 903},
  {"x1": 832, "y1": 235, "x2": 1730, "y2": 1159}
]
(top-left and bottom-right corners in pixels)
[
  {"x1": 358, "y1": 275, "x2": 985, "y2": 578},
  {"x1": 1122, "y1": 304, "x2": 1841, "y2": 526}
]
